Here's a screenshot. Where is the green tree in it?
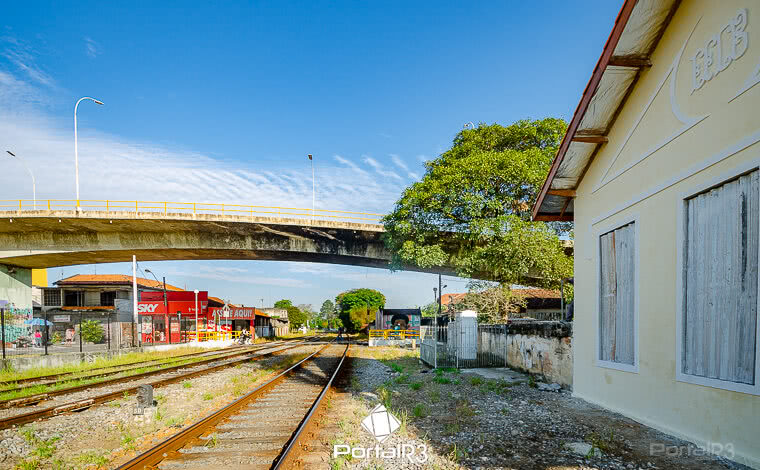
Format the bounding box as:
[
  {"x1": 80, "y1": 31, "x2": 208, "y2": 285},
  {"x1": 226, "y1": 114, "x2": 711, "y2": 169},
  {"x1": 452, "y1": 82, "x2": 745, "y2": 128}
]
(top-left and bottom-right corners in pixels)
[
  {"x1": 320, "y1": 299, "x2": 338, "y2": 328},
  {"x1": 320, "y1": 300, "x2": 335, "y2": 319},
  {"x1": 420, "y1": 302, "x2": 438, "y2": 317},
  {"x1": 80, "y1": 319, "x2": 104, "y2": 343},
  {"x1": 297, "y1": 304, "x2": 319, "y2": 328},
  {"x1": 286, "y1": 306, "x2": 308, "y2": 330},
  {"x1": 274, "y1": 299, "x2": 293, "y2": 309},
  {"x1": 382, "y1": 119, "x2": 573, "y2": 287},
  {"x1": 335, "y1": 288, "x2": 386, "y2": 332},
  {"x1": 450, "y1": 282, "x2": 527, "y2": 324}
]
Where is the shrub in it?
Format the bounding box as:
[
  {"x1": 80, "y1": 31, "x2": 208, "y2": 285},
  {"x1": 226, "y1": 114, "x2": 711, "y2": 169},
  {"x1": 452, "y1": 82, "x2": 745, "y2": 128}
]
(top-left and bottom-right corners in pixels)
[{"x1": 80, "y1": 320, "x2": 104, "y2": 344}]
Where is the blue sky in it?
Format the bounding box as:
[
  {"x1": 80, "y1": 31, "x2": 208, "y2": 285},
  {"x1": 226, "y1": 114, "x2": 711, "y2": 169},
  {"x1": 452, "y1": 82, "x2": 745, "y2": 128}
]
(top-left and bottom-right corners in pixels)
[{"x1": 1, "y1": 1, "x2": 622, "y2": 309}]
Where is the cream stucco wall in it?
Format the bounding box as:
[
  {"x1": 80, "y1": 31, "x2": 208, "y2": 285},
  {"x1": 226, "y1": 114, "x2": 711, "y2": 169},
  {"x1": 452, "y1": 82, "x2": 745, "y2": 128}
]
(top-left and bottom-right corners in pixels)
[{"x1": 572, "y1": 2, "x2": 760, "y2": 468}]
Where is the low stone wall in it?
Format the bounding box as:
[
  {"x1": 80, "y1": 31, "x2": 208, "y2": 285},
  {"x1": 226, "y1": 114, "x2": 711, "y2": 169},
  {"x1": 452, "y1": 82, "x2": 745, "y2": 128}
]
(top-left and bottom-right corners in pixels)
[{"x1": 505, "y1": 321, "x2": 572, "y2": 387}]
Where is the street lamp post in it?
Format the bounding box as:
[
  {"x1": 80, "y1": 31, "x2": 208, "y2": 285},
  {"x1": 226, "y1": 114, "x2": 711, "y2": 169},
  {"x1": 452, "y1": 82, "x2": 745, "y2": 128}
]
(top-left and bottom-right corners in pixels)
[
  {"x1": 194, "y1": 289, "x2": 199, "y2": 343},
  {"x1": 307, "y1": 154, "x2": 315, "y2": 222},
  {"x1": 5, "y1": 151, "x2": 36, "y2": 209},
  {"x1": 74, "y1": 97, "x2": 104, "y2": 210}
]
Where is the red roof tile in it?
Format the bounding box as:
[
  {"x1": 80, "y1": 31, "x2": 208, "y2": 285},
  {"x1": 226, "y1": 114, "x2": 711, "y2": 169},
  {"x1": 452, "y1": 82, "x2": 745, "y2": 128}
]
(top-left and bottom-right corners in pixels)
[{"x1": 55, "y1": 274, "x2": 183, "y2": 291}]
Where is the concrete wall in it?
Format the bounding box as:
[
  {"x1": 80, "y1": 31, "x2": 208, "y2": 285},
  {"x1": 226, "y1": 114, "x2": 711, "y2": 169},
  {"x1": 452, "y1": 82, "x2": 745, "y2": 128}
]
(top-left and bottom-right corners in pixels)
[
  {"x1": 572, "y1": 2, "x2": 760, "y2": 468},
  {"x1": 0, "y1": 265, "x2": 32, "y2": 314},
  {"x1": 505, "y1": 321, "x2": 572, "y2": 387}
]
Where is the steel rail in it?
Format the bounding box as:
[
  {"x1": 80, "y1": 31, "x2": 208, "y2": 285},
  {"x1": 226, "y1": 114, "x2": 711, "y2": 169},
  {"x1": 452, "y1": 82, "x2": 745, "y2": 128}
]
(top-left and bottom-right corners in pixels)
[
  {"x1": 272, "y1": 342, "x2": 349, "y2": 469},
  {"x1": 0, "y1": 343, "x2": 284, "y2": 408},
  {"x1": 0, "y1": 342, "x2": 310, "y2": 430},
  {"x1": 0, "y1": 336, "x2": 315, "y2": 388},
  {"x1": 115, "y1": 341, "x2": 348, "y2": 470}
]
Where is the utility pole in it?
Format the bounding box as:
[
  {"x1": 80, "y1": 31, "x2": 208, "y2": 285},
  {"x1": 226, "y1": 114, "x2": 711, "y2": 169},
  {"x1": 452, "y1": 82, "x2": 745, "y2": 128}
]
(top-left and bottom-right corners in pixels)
[
  {"x1": 132, "y1": 256, "x2": 140, "y2": 346},
  {"x1": 433, "y1": 285, "x2": 438, "y2": 369},
  {"x1": 163, "y1": 277, "x2": 169, "y2": 344},
  {"x1": 194, "y1": 290, "x2": 199, "y2": 343},
  {"x1": 438, "y1": 273, "x2": 442, "y2": 317}
]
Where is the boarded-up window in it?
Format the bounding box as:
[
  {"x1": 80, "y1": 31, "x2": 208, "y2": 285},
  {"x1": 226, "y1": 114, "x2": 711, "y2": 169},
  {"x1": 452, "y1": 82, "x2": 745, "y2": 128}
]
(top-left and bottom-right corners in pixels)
[
  {"x1": 683, "y1": 171, "x2": 758, "y2": 385},
  {"x1": 599, "y1": 223, "x2": 636, "y2": 365}
]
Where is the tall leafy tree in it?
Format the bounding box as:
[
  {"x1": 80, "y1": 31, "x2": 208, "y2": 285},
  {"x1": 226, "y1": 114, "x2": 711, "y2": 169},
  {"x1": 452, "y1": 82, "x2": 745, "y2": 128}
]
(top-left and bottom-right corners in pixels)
[
  {"x1": 335, "y1": 288, "x2": 386, "y2": 332},
  {"x1": 320, "y1": 299, "x2": 336, "y2": 327},
  {"x1": 286, "y1": 306, "x2": 308, "y2": 330},
  {"x1": 319, "y1": 299, "x2": 335, "y2": 318},
  {"x1": 383, "y1": 119, "x2": 572, "y2": 286},
  {"x1": 274, "y1": 299, "x2": 293, "y2": 309}
]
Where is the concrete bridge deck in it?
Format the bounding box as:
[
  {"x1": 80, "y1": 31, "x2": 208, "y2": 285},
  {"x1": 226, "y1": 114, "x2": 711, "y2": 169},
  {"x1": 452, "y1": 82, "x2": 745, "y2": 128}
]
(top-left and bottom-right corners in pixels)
[{"x1": 0, "y1": 210, "x2": 406, "y2": 270}]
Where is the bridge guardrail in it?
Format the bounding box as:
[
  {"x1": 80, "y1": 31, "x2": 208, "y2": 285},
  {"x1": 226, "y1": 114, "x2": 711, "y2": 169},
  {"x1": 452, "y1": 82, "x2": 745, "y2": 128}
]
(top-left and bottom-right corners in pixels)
[{"x1": 0, "y1": 200, "x2": 383, "y2": 223}]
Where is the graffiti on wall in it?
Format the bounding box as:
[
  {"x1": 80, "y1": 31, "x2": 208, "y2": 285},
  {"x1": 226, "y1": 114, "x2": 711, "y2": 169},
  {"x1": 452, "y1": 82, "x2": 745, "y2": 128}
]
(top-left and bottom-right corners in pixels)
[{"x1": 0, "y1": 301, "x2": 33, "y2": 342}]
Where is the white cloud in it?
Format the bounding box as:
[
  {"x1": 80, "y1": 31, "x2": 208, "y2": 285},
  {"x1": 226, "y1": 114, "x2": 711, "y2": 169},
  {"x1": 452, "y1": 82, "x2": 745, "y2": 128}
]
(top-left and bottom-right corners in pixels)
[
  {"x1": 0, "y1": 112, "x2": 399, "y2": 215},
  {"x1": 84, "y1": 37, "x2": 102, "y2": 58},
  {"x1": 333, "y1": 155, "x2": 368, "y2": 176},
  {"x1": 391, "y1": 154, "x2": 422, "y2": 180},
  {"x1": 390, "y1": 154, "x2": 408, "y2": 172},
  {"x1": 363, "y1": 156, "x2": 402, "y2": 181},
  {"x1": 0, "y1": 37, "x2": 54, "y2": 88},
  {"x1": 168, "y1": 264, "x2": 310, "y2": 288}
]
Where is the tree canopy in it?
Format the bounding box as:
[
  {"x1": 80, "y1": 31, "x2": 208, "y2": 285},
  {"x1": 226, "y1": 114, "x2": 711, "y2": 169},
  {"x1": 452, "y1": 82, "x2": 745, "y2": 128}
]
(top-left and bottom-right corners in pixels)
[
  {"x1": 274, "y1": 299, "x2": 293, "y2": 309},
  {"x1": 382, "y1": 119, "x2": 572, "y2": 286},
  {"x1": 335, "y1": 288, "x2": 386, "y2": 332},
  {"x1": 320, "y1": 299, "x2": 336, "y2": 328},
  {"x1": 286, "y1": 306, "x2": 308, "y2": 330}
]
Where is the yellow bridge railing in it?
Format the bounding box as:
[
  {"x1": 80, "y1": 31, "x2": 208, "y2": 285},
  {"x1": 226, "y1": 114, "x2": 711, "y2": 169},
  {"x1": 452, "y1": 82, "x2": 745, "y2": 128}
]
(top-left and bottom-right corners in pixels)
[
  {"x1": 369, "y1": 329, "x2": 420, "y2": 340},
  {"x1": 0, "y1": 199, "x2": 383, "y2": 223}
]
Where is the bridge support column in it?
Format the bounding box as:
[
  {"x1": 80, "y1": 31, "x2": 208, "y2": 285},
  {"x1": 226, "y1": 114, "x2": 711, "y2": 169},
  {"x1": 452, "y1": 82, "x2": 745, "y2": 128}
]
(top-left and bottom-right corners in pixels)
[{"x1": 0, "y1": 265, "x2": 32, "y2": 316}]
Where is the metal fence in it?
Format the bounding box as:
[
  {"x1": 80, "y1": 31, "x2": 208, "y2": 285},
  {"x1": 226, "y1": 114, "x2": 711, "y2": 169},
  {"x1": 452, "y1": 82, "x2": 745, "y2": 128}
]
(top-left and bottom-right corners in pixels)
[
  {"x1": 420, "y1": 324, "x2": 509, "y2": 369},
  {"x1": 0, "y1": 309, "x2": 134, "y2": 358}
]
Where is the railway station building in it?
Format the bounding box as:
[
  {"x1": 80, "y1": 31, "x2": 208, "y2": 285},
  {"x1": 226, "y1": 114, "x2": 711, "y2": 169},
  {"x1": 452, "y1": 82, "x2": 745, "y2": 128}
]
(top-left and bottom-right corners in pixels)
[{"x1": 532, "y1": 1, "x2": 760, "y2": 467}]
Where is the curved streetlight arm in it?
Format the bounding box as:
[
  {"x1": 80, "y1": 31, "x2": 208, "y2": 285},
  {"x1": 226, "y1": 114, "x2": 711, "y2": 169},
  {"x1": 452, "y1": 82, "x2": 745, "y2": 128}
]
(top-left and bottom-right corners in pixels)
[
  {"x1": 6, "y1": 151, "x2": 36, "y2": 209},
  {"x1": 74, "y1": 97, "x2": 104, "y2": 209}
]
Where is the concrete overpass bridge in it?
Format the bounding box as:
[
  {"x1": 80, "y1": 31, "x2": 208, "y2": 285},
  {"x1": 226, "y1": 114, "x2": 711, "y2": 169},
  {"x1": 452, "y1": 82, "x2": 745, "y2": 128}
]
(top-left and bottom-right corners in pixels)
[
  {"x1": 0, "y1": 194, "x2": 443, "y2": 272},
  {"x1": 0, "y1": 199, "x2": 570, "y2": 312},
  {"x1": 0, "y1": 200, "x2": 416, "y2": 313}
]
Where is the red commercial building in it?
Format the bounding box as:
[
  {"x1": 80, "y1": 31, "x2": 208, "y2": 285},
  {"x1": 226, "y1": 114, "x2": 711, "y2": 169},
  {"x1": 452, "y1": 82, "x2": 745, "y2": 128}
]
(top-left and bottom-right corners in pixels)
[
  {"x1": 138, "y1": 291, "x2": 208, "y2": 343},
  {"x1": 208, "y1": 305, "x2": 276, "y2": 338}
]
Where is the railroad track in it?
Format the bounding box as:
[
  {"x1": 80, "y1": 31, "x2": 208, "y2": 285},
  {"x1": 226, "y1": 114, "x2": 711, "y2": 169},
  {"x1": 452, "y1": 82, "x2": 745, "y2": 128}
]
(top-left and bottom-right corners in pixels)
[
  {"x1": 0, "y1": 345, "x2": 246, "y2": 389},
  {"x1": 116, "y1": 341, "x2": 349, "y2": 470},
  {"x1": 0, "y1": 340, "x2": 322, "y2": 430},
  {"x1": 0, "y1": 336, "x2": 325, "y2": 407},
  {"x1": 0, "y1": 347, "x2": 259, "y2": 406}
]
